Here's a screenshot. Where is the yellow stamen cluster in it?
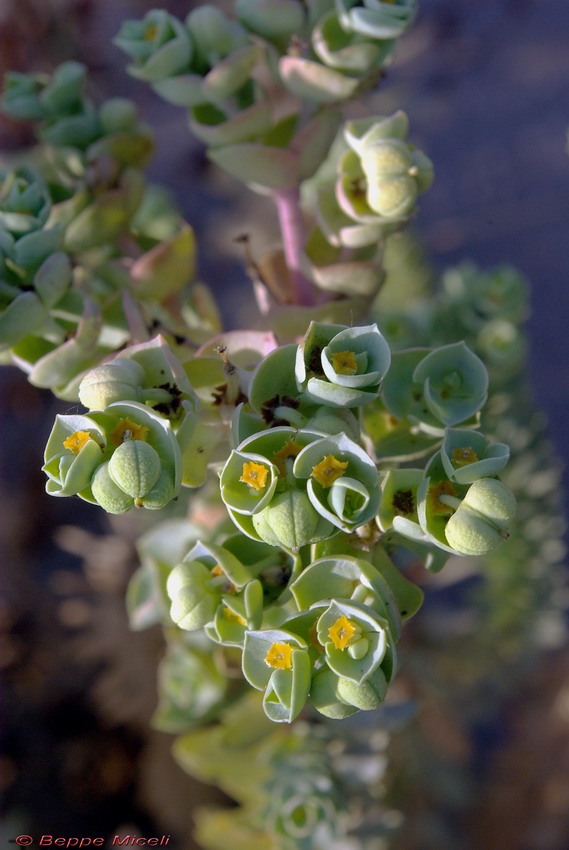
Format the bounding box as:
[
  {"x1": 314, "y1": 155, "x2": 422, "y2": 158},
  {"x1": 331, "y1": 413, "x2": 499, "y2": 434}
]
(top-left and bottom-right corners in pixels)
[
  {"x1": 332, "y1": 350, "x2": 358, "y2": 375},
  {"x1": 328, "y1": 615, "x2": 357, "y2": 651},
  {"x1": 63, "y1": 431, "x2": 93, "y2": 455},
  {"x1": 109, "y1": 418, "x2": 149, "y2": 447},
  {"x1": 265, "y1": 642, "x2": 293, "y2": 670},
  {"x1": 451, "y1": 447, "x2": 479, "y2": 467},
  {"x1": 311, "y1": 455, "x2": 348, "y2": 488},
  {"x1": 211, "y1": 564, "x2": 237, "y2": 594},
  {"x1": 223, "y1": 607, "x2": 246, "y2": 626},
  {"x1": 273, "y1": 440, "x2": 302, "y2": 476},
  {"x1": 144, "y1": 24, "x2": 158, "y2": 41},
  {"x1": 240, "y1": 461, "x2": 269, "y2": 491},
  {"x1": 428, "y1": 481, "x2": 459, "y2": 516}
]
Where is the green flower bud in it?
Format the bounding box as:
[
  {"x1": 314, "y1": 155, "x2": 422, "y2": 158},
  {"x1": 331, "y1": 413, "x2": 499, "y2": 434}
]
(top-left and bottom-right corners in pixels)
[
  {"x1": 242, "y1": 628, "x2": 311, "y2": 723},
  {"x1": 114, "y1": 10, "x2": 193, "y2": 83},
  {"x1": 78, "y1": 359, "x2": 146, "y2": 410},
  {"x1": 91, "y1": 461, "x2": 135, "y2": 514},
  {"x1": 167, "y1": 560, "x2": 219, "y2": 631},
  {"x1": 444, "y1": 478, "x2": 516, "y2": 556},
  {"x1": 108, "y1": 438, "x2": 161, "y2": 498},
  {"x1": 337, "y1": 111, "x2": 433, "y2": 223},
  {"x1": 166, "y1": 540, "x2": 261, "y2": 634}
]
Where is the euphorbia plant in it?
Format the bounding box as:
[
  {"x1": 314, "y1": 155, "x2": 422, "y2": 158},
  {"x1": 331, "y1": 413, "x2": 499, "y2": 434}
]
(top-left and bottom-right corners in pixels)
[{"x1": 0, "y1": 2, "x2": 536, "y2": 847}]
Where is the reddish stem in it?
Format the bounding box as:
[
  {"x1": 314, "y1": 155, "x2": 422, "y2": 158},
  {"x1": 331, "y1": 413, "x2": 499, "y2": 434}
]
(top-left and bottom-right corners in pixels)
[{"x1": 273, "y1": 187, "x2": 315, "y2": 307}]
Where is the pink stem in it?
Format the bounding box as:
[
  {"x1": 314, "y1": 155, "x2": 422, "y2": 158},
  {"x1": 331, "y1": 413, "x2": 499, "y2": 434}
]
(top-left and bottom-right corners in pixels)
[{"x1": 273, "y1": 187, "x2": 315, "y2": 307}]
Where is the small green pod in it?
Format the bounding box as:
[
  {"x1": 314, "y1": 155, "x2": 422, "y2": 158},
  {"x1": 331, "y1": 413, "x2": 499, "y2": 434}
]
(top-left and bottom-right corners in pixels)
[
  {"x1": 109, "y1": 439, "x2": 161, "y2": 498},
  {"x1": 91, "y1": 462, "x2": 135, "y2": 515}
]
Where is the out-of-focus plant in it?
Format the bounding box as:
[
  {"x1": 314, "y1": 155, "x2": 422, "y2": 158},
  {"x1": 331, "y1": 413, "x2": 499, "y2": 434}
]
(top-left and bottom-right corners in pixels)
[{"x1": 1, "y1": 4, "x2": 564, "y2": 850}]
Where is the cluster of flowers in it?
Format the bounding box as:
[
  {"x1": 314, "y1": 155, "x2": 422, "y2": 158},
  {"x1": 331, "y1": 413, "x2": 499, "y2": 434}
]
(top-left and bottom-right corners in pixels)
[
  {"x1": 44, "y1": 321, "x2": 515, "y2": 721},
  {"x1": 113, "y1": 4, "x2": 432, "y2": 232}
]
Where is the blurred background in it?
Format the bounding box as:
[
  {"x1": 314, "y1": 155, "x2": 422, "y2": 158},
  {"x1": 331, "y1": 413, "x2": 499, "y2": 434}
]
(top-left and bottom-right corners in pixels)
[{"x1": 1, "y1": 1, "x2": 569, "y2": 848}]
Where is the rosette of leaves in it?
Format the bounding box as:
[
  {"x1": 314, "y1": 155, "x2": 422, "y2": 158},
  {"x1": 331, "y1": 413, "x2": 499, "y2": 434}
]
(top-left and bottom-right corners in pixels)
[
  {"x1": 115, "y1": 8, "x2": 272, "y2": 150},
  {"x1": 42, "y1": 400, "x2": 182, "y2": 513},
  {"x1": 316, "y1": 111, "x2": 433, "y2": 248},
  {"x1": 260, "y1": 736, "x2": 344, "y2": 848},
  {"x1": 296, "y1": 320, "x2": 391, "y2": 406},
  {"x1": 242, "y1": 627, "x2": 312, "y2": 722},
  {"x1": 0, "y1": 167, "x2": 71, "y2": 349},
  {"x1": 2, "y1": 63, "x2": 156, "y2": 256},
  {"x1": 166, "y1": 539, "x2": 264, "y2": 643},
  {"x1": 382, "y1": 342, "x2": 489, "y2": 435}
]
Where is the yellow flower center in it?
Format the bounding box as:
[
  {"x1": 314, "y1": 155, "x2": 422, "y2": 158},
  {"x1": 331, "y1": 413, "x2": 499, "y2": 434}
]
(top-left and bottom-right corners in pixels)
[
  {"x1": 328, "y1": 616, "x2": 358, "y2": 650},
  {"x1": 63, "y1": 431, "x2": 93, "y2": 455},
  {"x1": 210, "y1": 564, "x2": 237, "y2": 594},
  {"x1": 265, "y1": 642, "x2": 293, "y2": 670},
  {"x1": 273, "y1": 440, "x2": 302, "y2": 476},
  {"x1": 144, "y1": 24, "x2": 158, "y2": 41},
  {"x1": 332, "y1": 350, "x2": 358, "y2": 375},
  {"x1": 311, "y1": 455, "x2": 348, "y2": 488},
  {"x1": 428, "y1": 481, "x2": 459, "y2": 516},
  {"x1": 240, "y1": 461, "x2": 269, "y2": 491},
  {"x1": 451, "y1": 447, "x2": 479, "y2": 467},
  {"x1": 223, "y1": 606, "x2": 246, "y2": 626},
  {"x1": 109, "y1": 418, "x2": 149, "y2": 447}
]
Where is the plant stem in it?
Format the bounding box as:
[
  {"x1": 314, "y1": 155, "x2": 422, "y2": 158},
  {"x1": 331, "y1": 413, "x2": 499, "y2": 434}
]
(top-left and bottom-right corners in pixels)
[{"x1": 273, "y1": 187, "x2": 314, "y2": 307}]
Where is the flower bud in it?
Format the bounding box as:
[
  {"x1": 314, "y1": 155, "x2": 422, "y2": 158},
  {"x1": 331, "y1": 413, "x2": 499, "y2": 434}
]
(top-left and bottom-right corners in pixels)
[
  {"x1": 444, "y1": 478, "x2": 516, "y2": 556},
  {"x1": 78, "y1": 359, "x2": 146, "y2": 410}
]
